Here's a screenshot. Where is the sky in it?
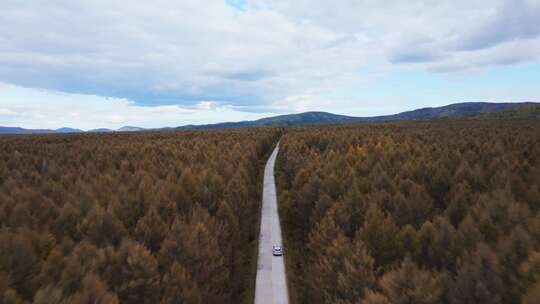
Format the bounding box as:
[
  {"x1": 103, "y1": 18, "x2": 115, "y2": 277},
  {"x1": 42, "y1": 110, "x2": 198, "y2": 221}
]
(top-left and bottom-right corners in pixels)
[{"x1": 0, "y1": 0, "x2": 539, "y2": 130}]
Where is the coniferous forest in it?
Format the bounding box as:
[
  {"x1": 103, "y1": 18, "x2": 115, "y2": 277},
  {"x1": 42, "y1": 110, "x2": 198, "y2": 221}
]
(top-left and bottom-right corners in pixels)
[
  {"x1": 0, "y1": 129, "x2": 279, "y2": 303},
  {"x1": 276, "y1": 120, "x2": 540, "y2": 304},
  {"x1": 2, "y1": 118, "x2": 540, "y2": 304}
]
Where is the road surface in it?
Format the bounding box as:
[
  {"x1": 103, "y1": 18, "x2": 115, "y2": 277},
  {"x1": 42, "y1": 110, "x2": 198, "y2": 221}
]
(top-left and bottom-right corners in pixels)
[{"x1": 254, "y1": 143, "x2": 289, "y2": 304}]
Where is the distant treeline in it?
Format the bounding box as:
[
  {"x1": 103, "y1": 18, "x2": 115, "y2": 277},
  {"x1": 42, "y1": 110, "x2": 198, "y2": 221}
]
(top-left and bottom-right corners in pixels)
[
  {"x1": 276, "y1": 120, "x2": 540, "y2": 304},
  {"x1": 0, "y1": 129, "x2": 279, "y2": 303}
]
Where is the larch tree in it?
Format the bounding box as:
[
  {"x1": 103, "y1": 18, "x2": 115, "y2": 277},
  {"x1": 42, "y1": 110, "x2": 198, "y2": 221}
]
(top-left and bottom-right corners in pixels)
[
  {"x1": 359, "y1": 204, "x2": 401, "y2": 269},
  {"x1": 134, "y1": 206, "x2": 167, "y2": 253},
  {"x1": 448, "y1": 243, "x2": 504, "y2": 304},
  {"x1": 161, "y1": 262, "x2": 203, "y2": 304},
  {"x1": 366, "y1": 256, "x2": 445, "y2": 304}
]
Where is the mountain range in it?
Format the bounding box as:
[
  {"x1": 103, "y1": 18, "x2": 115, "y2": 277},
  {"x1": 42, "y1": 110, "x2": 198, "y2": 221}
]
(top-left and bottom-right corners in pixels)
[
  {"x1": 176, "y1": 102, "x2": 539, "y2": 130},
  {"x1": 0, "y1": 126, "x2": 146, "y2": 135},
  {"x1": 1, "y1": 102, "x2": 538, "y2": 134}
]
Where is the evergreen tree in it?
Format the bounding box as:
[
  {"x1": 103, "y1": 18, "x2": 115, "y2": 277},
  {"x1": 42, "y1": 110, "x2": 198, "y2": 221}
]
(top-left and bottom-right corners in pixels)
[
  {"x1": 161, "y1": 262, "x2": 203, "y2": 304},
  {"x1": 367, "y1": 256, "x2": 444, "y2": 304},
  {"x1": 70, "y1": 274, "x2": 119, "y2": 304},
  {"x1": 359, "y1": 204, "x2": 401, "y2": 269},
  {"x1": 448, "y1": 243, "x2": 504, "y2": 304},
  {"x1": 101, "y1": 240, "x2": 159, "y2": 304},
  {"x1": 159, "y1": 217, "x2": 230, "y2": 304},
  {"x1": 134, "y1": 206, "x2": 167, "y2": 253},
  {"x1": 523, "y1": 281, "x2": 540, "y2": 304}
]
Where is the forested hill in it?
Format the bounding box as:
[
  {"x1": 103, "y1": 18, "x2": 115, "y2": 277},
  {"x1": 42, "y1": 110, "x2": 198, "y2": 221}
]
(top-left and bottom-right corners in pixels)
[
  {"x1": 0, "y1": 127, "x2": 56, "y2": 134},
  {"x1": 471, "y1": 104, "x2": 540, "y2": 120},
  {"x1": 368, "y1": 101, "x2": 538, "y2": 121},
  {"x1": 177, "y1": 112, "x2": 360, "y2": 130},
  {"x1": 1, "y1": 102, "x2": 537, "y2": 134},
  {"x1": 177, "y1": 101, "x2": 538, "y2": 130}
]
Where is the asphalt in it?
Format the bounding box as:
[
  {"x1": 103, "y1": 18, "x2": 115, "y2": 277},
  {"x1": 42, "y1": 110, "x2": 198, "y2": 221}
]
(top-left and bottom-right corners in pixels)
[{"x1": 254, "y1": 143, "x2": 289, "y2": 304}]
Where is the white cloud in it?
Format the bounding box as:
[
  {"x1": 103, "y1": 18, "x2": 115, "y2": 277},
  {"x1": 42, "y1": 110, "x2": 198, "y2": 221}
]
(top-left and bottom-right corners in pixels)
[
  {"x1": 196, "y1": 101, "x2": 219, "y2": 111},
  {"x1": 0, "y1": 0, "x2": 346, "y2": 106},
  {"x1": 106, "y1": 115, "x2": 128, "y2": 124},
  {"x1": 250, "y1": 0, "x2": 540, "y2": 72},
  {"x1": 270, "y1": 94, "x2": 343, "y2": 113},
  {"x1": 0, "y1": 108, "x2": 17, "y2": 115},
  {"x1": 428, "y1": 38, "x2": 540, "y2": 73},
  {"x1": 0, "y1": 83, "x2": 270, "y2": 130},
  {"x1": 1, "y1": 1, "x2": 533, "y2": 102}
]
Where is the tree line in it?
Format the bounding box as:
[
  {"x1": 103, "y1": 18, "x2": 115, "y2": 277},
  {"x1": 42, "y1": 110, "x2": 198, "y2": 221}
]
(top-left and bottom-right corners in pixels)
[
  {"x1": 0, "y1": 129, "x2": 280, "y2": 303},
  {"x1": 276, "y1": 120, "x2": 540, "y2": 304}
]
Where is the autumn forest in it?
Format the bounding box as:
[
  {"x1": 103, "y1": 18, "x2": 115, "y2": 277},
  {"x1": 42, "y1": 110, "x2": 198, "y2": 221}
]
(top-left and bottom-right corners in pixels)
[
  {"x1": 1, "y1": 118, "x2": 540, "y2": 304},
  {"x1": 277, "y1": 120, "x2": 540, "y2": 304},
  {"x1": 0, "y1": 129, "x2": 279, "y2": 303}
]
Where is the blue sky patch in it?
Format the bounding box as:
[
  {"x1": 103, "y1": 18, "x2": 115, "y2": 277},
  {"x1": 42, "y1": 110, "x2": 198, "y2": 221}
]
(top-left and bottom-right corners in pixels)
[{"x1": 225, "y1": 0, "x2": 247, "y2": 11}]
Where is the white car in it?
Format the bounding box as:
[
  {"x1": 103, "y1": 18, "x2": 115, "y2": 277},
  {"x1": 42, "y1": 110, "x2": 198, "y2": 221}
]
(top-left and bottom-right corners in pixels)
[{"x1": 272, "y1": 245, "x2": 283, "y2": 256}]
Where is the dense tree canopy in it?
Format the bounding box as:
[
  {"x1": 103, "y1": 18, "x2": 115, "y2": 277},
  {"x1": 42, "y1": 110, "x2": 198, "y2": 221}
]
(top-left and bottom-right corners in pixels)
[
  {"x1": 2, "y1": 118, "x2": 539, "y2": 303},
  {"x1": 276, "y1": 120, "x2": 540, "y2": 304},
  {"x1": 0, "y1": 129, "x2": 279, "y2": 303}
]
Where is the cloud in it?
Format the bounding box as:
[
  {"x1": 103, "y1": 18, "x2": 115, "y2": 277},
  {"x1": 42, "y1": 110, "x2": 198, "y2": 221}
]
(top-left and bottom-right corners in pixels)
[
  {"x1": 0, "y1": 0, "x2": 538, "y2": 122},
  {"x1": 270, "y1": 95, "x2": 320, "y2": 112},
  {"x1": 0, "y1": 83, "x2": 270, "y2": 129},
  {"x1": 196, "y1": 101, "x2": 219, "y2": 110},
  {"x1": 249, "y1": 0, "x2": 540, "y2": 70},
  {"x1": 0, "y1": 0, "x2": 344, "y2": 107},
  {"x1": 390, "y1": 49, "x2": 443, "y2": 64},
  {"x1": 453, "y1": 0, "x2": 540, "y2": 51},
  {"x1": 428, "y1": 38, "x2": 540, "y2": 73},
  {"x1": 106, "y1": 115, "x2": 128, "y2": 124},
  {"x1": 222, "y1": 69, "x2": 274, "y2": 82},
  {"x1": 0, "y1": 108, "x2": 17, "y2": 116},
  {"x1": 389, "y1": 36, "x2": 445, "y2": 64}
]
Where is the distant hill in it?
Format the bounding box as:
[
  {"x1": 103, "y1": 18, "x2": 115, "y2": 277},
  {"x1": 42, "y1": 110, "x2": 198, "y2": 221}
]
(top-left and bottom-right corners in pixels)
[
  {"x1": 177, "y1": 112, "x2": 360, "y2": 130},
  {"x1": 88, "y1": 128, "x2": 113, "y2": 133},
  {"x1": 1, "y1": 102, "x2": 537, "y2": 134},
  {"x1": 371, "y1": 102, "x2": 539, "y2": 121},
  {"x1": 472, "y1": 104, "x2": 540, "y2": 120},
  {"x1": 0, "y1": 127, "x2": 55, "y2": 134},
  {"x1": 56, "y1": 127, "x2": 84, "y2": 133},
  {"x1": 175, "y1": 102, "x2": 538, "y2": 130},
  {"x1": 118, "y1": 126, "x2": 146, "y2": 132}
]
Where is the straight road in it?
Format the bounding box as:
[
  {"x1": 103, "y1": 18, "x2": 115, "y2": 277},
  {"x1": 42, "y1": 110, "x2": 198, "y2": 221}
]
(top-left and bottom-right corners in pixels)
[{"x1": 254, "y1": 143, "x2": 289, "y2": 304}]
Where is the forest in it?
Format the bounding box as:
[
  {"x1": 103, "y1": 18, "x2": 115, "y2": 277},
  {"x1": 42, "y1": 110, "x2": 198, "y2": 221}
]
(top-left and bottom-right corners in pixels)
[
  {"x1": 2, "y1": 117, "x2": 540, "y2": 304},
  {"x1": 276, "y1": 119, "x2": 540, "y2": 304},
  {"x1": 0, "y1": 129, "x2": 279, "y2": 303}
]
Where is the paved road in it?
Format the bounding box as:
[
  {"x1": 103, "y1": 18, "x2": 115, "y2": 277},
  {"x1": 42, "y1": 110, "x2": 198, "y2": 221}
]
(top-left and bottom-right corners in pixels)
[{"x1": 254, "y1": 143, "x2": 289, "y2": 304}]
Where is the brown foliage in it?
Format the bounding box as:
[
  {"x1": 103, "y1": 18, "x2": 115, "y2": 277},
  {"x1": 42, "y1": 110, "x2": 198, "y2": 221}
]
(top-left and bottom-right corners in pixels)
[
  {"x1": 276, "y1": 120, "x2": 540, "y2": 303},
  {"x1": 367, "y1": 256, "x2": 445, "y2": 304},
  {"x1": 0, "y1": 128, "x2": 279, "y2": 302}
]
